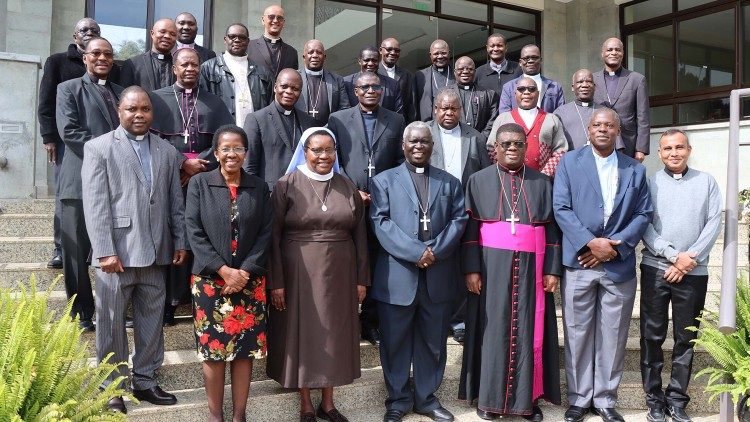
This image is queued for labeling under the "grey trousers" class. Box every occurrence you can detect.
[96,265,166,390]
[562,267,636,408]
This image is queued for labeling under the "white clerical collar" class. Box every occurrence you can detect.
[459,84,472,90]
[298,163,333,181]
[264,35,280,43]
[435,66,446,72]
[578,100,590,107]
[518,107,538,118]
[124,128,147,141]
[275,101,293,115]
[305,68,323,76]
[157,53,165,60]
[415,166,425,174]
[440,125,459,135]
[97,79,107,85]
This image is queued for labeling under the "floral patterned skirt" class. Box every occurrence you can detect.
[191,274,268,361]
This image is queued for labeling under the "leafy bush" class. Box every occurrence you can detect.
[0,275,131,421]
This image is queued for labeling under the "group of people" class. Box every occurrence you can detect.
[38,4,724,422]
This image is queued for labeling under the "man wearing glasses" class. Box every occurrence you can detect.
[488,77,568,178]
[344,46,404,117]
[451,56,499,137]
[328,71,406,347]
[247,4,298,79]
[379,37,417,123]
[499,44,565,114]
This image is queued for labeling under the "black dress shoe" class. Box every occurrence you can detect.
[666,405,692,422]
[47,254,63,269]
[299,412,316,422]
[383,409,405,422]
[646,405,666,422]
[79,319,95,332]
[362,327,381,346]
[452,328,465,343]
[132,385,177,405]
[417,406,455,421]
[564,405,587,422]
[316,405,350,422]
[163,306,176,327]
[476,408,500,420]
[107,396,127,413]
[522,405,543,421]
[592,407,624,422]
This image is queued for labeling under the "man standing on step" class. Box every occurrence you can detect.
[174,12,215,63]
[639,129,722,422]
[247,4,298,79]
[56,37,123,332]
[474,33,522,97]
[120,19,178,91]
[553,108,652,422]
[379,37,417,123]
[415,39,455,122]
[498,44,564,114]
[82,85,187,414]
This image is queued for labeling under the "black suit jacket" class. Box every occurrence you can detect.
[427,120,491,187]
[450,85,499,138]
[475,60,523,95]
[295,69,350,121]
[379,62,417,123]
[415,66,456,122]
[199,54,274,119]
[242,103,316,190]
[327,106,406,193]
[343,71,404,116]
[185,168,273,277]
[193,44,216,63]
[246,37,299,78]
[56,75,123,200]
[119,52,175,91]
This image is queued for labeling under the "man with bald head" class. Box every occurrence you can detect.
[415,39,456,121]
[175,12,216,63]
[200,23,273,127]
[499,44,565,114]
[244,68,316,190]
[120,18,178,91]
[475,33,522,95]
[344,45,403,116]
[380,37,417,123]
[554,108,652,422]
[488,77,567,178]
[593,37,650,161]
[247,4,298,78]
[451,56,499,137]
[554,69,604,150]
[295,39,350,125]
[39,17,107,270]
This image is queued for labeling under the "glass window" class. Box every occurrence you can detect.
[623,0,672,25]
[442,0,487,22]
[677,97,729,123]
[678,0,711,10]
[493,6,536,31]
[627,25,674,96]
[384,0,435,12]
[381,9,438,72]
[650,105,673,126]
[744,5,750,83]
[677,9,735,92]
[92,0,148,60]
[439,18,488,66]
[154,0,206,46]
[314,1,377,76]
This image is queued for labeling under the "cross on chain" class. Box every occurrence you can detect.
[366,158,376,177]
[420,211,431,232]
[309,108,319,118]
[506,212,520,235]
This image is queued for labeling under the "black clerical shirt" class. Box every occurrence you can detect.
[406,161,431,241]
[87,73,119,126]
[150,51,174,89]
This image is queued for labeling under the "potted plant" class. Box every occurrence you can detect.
[0,275,132,421]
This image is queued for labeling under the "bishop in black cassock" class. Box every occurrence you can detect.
[459,123,561,420]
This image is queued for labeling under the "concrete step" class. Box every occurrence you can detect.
[0,199,55,215]
[126,365,720,421]
[0,236,56,264]
[0,213,54,237]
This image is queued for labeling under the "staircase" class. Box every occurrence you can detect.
[1,199,747,422]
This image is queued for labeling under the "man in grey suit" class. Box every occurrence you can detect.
[56,37,123,331]
[295,39,350,125]
[593,38,650,161]
[82,86,188,414]
[370,121,468,422]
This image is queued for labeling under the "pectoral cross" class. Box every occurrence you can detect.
[238,93,251,107]
[420,211,431,232]
[183,129,189,145]
[366,158,375,178]
[506,212,520,235]
[309,108,319,118]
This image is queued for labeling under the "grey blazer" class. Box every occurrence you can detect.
[427,121,491,187]
[593,68,650,156]
[81,126,187,267]
[295,69,351,118]
[56,75,123,200]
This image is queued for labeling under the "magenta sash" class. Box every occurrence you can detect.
[183,152,199,160]
[478,220,546,400]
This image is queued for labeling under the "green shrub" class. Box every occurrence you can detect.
[0,275,131,421]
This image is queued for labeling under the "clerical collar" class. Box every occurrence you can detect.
[297,163,334,181]
[440,124,459,135]
[305,68,323,76]
[381,63,395,70]
[458,83,473,90]
[263,35,281,44]
[123,129,147,141]
[87,73,108,85]
[174,83,196,94]
[497,163,524,175]
[274,101,293,116]
[575,100,593,107]
[434,66,447,73]
[151,51,169,61]
[405,161,428,174]
[664,166,689,179]
[359,105,378,116]
[606,67,622,77]
[518,107,538,118]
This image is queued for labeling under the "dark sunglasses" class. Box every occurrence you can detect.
[77,27,100,35]
[266,14,285,22]
[497,141,527,150]
[356,84,383,92]
[516,86,538,93]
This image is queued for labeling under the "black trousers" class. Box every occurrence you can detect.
[639,263,708,409]
[377,271,452,413]
[52,141,65,254]
[60,198,95,321]
[360,219,381,331]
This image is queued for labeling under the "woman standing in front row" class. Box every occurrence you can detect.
[185,124,273,422]
[266,127,370,422]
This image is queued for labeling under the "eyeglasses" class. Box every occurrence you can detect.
[516,86,537,93]
[497,141,527,150]
[266,14,285,22]
[85,51,114,59]
[381,47,401,53]
[520,55,541,63]
[77,27,100,35]
[306,147,336,157]
[226,34,249,41]
[218,147,247,154]
[356,84,383,92]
